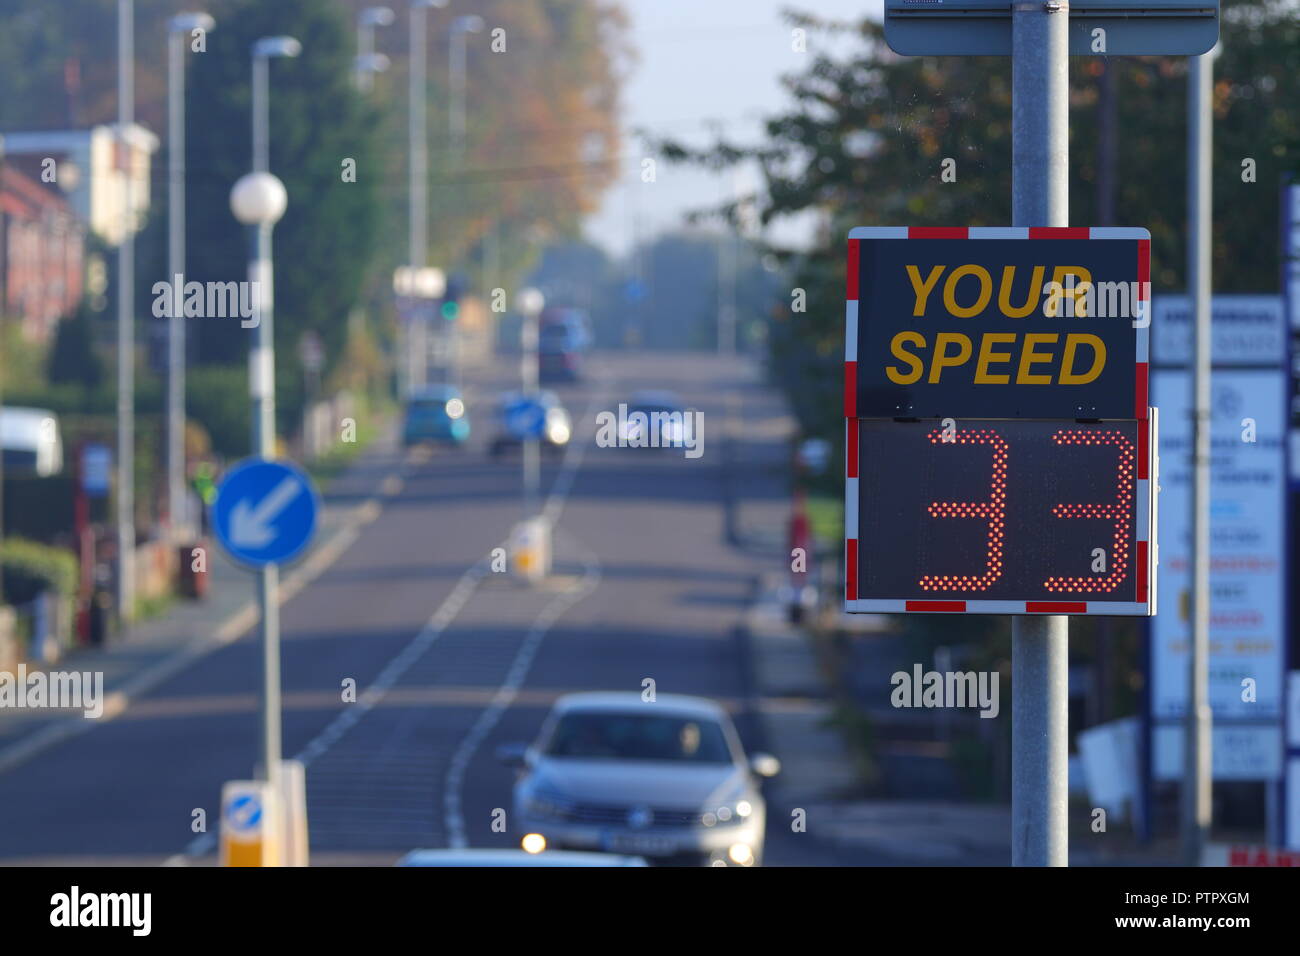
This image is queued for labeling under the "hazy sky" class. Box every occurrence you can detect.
[583,0,883,258]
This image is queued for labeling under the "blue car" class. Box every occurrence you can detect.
[402,385,470,447]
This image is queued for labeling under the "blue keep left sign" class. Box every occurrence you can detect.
[505,397,547,439]
[212,458,319,567]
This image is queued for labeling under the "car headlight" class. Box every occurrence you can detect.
[701,794,755,827]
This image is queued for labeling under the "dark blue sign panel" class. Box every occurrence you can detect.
[884,1,1219,57]
[81,443,111,498]
[846,227,1149,420]
[212,458,319,568]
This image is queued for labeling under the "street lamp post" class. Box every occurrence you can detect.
[116,0,135,630]
[231,170,289,792]
[448,15,484,161]
[408,1,448,396]
[252,36,301,176]
[166,12,215,543]
[240,33,296,797]
[355,6,394,93]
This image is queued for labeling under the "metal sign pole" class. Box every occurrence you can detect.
[250,221,282,789]
[1183,47,1215,865]
[1010,0,1070,867]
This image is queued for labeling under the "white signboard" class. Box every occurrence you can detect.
[1149,296,1287,782]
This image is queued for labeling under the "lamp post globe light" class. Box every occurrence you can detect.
[230,171,288,227]
[406,0,449,395]
[166,11,215,542]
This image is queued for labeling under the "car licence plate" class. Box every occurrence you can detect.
[603,832,676,856]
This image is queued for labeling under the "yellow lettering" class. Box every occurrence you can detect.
[997,265,1044,318]
[1049,266,1093,317]
[886,331,926,384]
[929,333,972,383]
[974,333,1017,384]
[1060,333,1106,384]
[905,265,945,317]
[941,264,992,318]
[1016,333,1059,384]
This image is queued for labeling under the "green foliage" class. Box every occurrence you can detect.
[186,364,250,459]
[178,0,383,403]
[0,538,78,605]
[46,302,105,389]
[0,319,50,394]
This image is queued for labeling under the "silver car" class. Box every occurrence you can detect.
[500,692,780,867]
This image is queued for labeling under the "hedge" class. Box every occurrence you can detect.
[0,537,78,605]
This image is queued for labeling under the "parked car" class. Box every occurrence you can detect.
[489,390,572,457]
[501,692,780,867]
[402,385,469,447]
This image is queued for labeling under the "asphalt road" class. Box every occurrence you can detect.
[0,350,863,866]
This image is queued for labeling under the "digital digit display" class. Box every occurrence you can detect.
[849,418,1155,614]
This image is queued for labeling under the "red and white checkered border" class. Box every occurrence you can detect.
[843,227,1156,616]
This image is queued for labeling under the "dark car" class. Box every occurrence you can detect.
[538,309,591,383]
[489,390,572,457]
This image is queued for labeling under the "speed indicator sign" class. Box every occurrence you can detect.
[844,227,1157,615]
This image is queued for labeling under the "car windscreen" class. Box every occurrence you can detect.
[407,399,448,415]
[544,712,733,763]
[539,326,577,349]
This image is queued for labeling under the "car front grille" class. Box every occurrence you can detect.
[549,798,700,829]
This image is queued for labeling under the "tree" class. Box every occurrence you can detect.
[658,1,1300,451]
[46,302,105,390]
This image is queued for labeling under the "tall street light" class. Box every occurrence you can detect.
[167,12,215,543]
[116,0,135,629]
[446,13,482,390]
[230,170,289,792]
[355,6,394,92]
[448,14,483,161]
[408,0,448,395]
[252,36,301,175]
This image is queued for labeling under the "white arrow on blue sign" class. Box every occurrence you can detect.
[505,398,547,439]
[212,458,319,567]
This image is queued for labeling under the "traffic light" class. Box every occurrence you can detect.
[440,275,466,322]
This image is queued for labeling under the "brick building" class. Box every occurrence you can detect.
[0,163,84,342]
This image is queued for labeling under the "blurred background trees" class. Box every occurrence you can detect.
[0,0,628,456]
